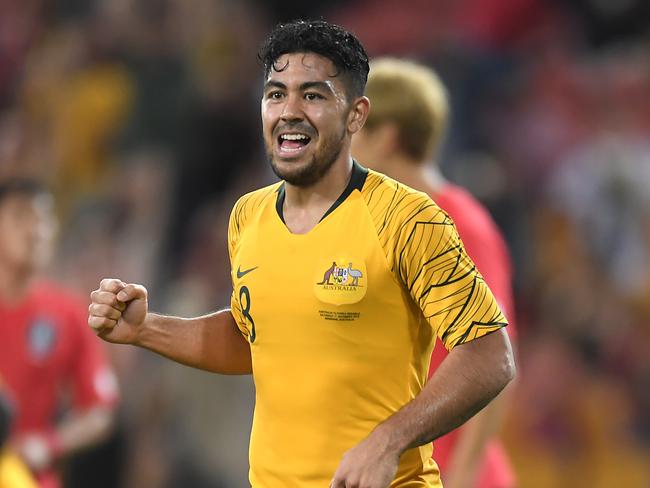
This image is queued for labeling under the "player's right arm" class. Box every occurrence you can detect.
[88,279,252,375]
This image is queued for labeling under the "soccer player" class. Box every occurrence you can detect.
[352,58,517,488]
[88,20,515,488]
[0,179,119,488]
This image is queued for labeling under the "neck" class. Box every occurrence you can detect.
[284,156,354,208]
[282,153,354,234]
[376,154,446,197]
[0,263,34,304]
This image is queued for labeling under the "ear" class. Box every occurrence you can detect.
[347,96,371,134]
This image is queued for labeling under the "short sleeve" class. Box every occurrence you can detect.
[451,211,517,343]
[229,291,251,339]
[394,195,508,350]
[228,201,252,339]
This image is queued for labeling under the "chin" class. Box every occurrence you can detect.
[273,164,314,186]
[270,157,325,187]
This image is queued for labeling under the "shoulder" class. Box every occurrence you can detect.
[436,183,509,253]
[360,170,449,233]
[229,182,282,235]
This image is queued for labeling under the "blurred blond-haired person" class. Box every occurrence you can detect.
[353,58,518,488]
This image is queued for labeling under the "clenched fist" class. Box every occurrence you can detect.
[330,427,400,488]
[88,278,148,345]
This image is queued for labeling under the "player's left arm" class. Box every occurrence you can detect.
[331,330,514,488]
[331,194,515,488]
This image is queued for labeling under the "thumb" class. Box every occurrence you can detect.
[116,284,147,302]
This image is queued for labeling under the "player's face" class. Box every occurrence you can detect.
[0,193,56,274]
[262,52,352,187]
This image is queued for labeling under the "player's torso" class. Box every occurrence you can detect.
[231,187,439,487]
[0,285,73,433]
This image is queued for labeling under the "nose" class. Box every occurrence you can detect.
[280,93,304,122]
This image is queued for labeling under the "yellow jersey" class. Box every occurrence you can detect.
[0,451,36,488]
[228,162,507,487]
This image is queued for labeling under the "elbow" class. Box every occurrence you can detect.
[504,350,516,385]
[500,344,516,391]
[488,329,516,393]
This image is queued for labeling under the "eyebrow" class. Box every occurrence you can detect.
[264,80,335,94]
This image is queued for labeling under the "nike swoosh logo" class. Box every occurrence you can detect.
[236,266,258,279]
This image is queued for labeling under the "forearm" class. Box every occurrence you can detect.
[378,329,515,455]
[135,309,252,374]
[14,407,113,472]
[54,406,114,457]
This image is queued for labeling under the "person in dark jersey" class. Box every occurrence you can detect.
[0,179,119,488]
[352,57,518,488]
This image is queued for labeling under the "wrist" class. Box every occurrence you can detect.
[16,430,62,471]
[133,312,154,347]
[373,421,408,457]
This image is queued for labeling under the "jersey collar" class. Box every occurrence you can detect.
[275,160,369,224]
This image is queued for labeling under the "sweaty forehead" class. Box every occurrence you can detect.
[269,52,340,82]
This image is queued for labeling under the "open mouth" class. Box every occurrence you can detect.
[277,132,312,156]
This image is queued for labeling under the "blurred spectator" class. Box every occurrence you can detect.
[0,179,119,488]
[18,19,133,218]
[353,57,518,488]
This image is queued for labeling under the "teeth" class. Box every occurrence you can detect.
[281,134,309,141]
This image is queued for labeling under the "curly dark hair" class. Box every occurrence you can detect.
[258,20,369,100]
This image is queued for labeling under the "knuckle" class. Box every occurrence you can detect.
[102,304,118,317]
[101,317,116,328]
[88,317,102,331]
[101,278,124,292]
[96,291,115,306]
